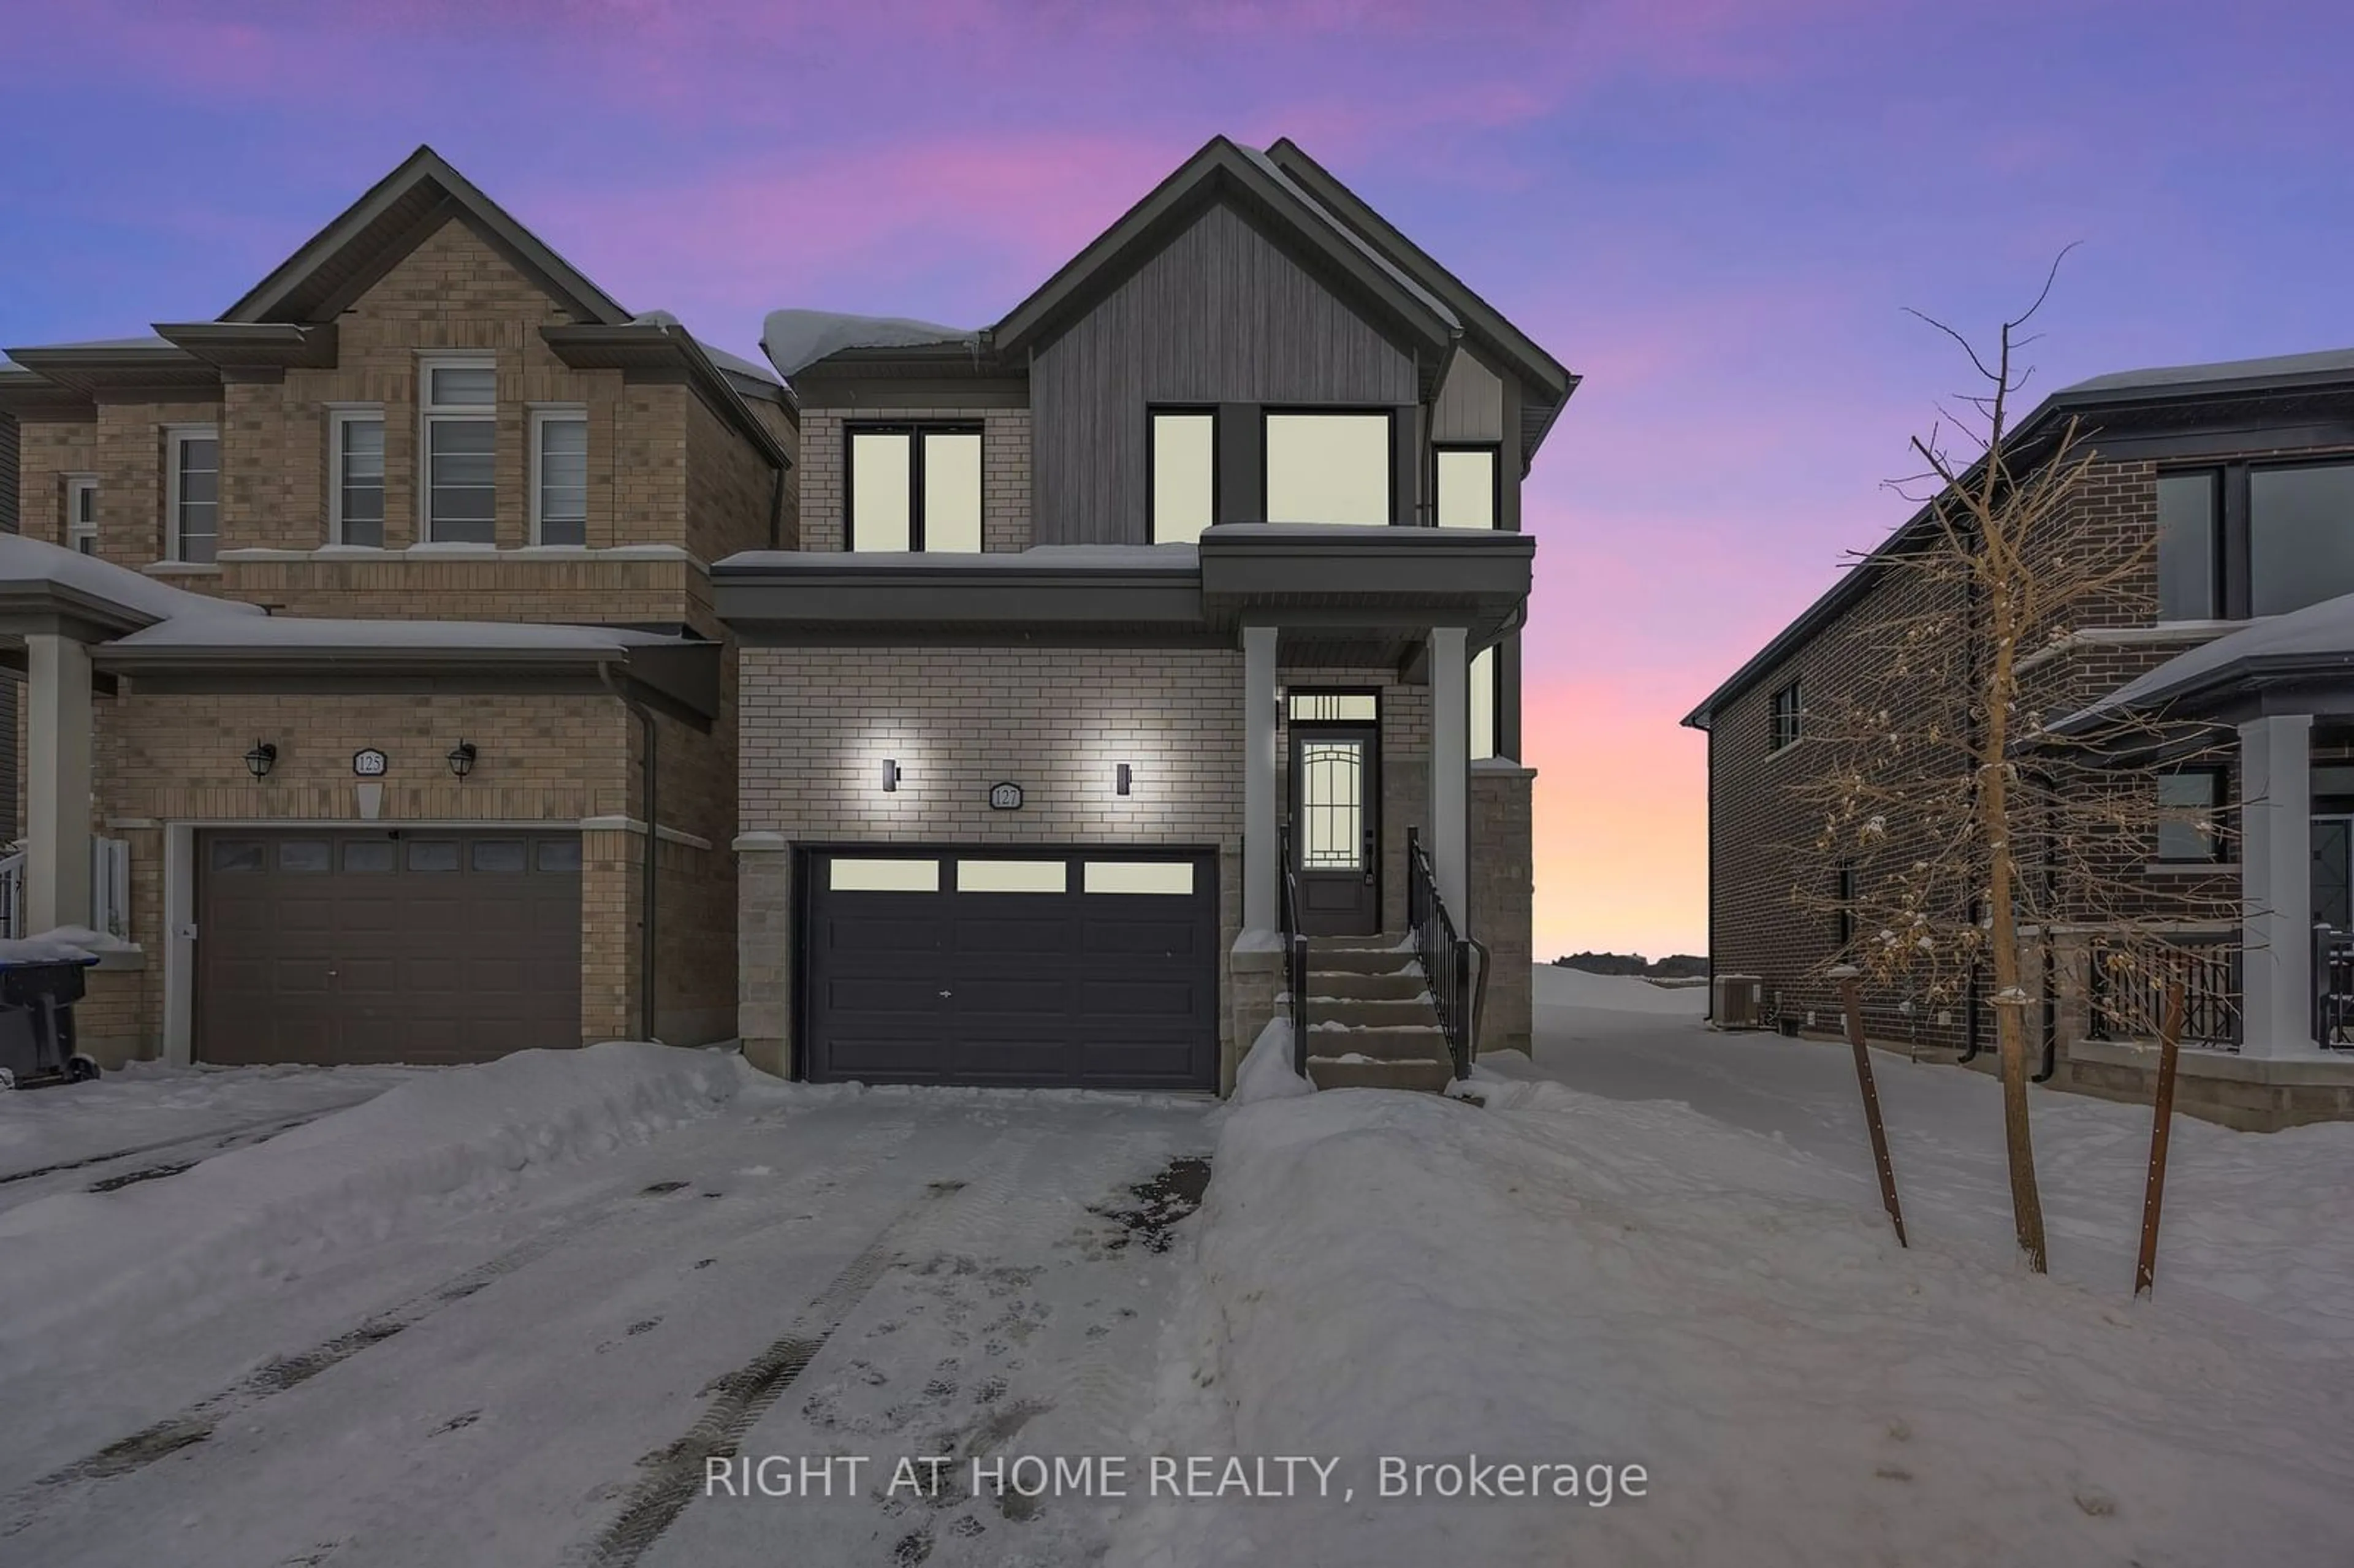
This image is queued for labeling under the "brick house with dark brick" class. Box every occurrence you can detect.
[1686,349,2354,1130]
[0,147,794,1068]
[718,136,1574,1095]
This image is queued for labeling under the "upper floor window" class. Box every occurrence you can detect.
[2155,470,2221,621]
[421,356,496,544]
[1435,445,1499,530]
[165,427,218,563]
[66,475,97,555]
[848,425,981,552]
[1769,679,1802,753]
[1150,409,1216,544]
[1263,410,1391,525]
[531,407,588,547]
[2250,461,2354,617]
[329,408,385,548]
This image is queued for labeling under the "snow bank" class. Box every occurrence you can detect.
[0,1043,750,1379]
[1534,964,1710,1016]
[1113,1079,2353,1566]
[1232,1018,1312,1104]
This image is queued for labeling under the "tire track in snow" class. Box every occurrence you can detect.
[565,1132,1044,1568]
[0,1098,384,1207]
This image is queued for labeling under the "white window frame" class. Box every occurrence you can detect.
[162,425,220,564]
[528,404,590,547]
[417,353,498,545]
[326,405,387,547]
[64,473,98,555]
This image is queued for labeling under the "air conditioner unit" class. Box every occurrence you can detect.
[1713,973,1764,1030]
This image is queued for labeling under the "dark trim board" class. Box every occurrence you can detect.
[793,842,1221,1090]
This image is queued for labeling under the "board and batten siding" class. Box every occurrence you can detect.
[1,412,17,840]
[1030,199,1419,545]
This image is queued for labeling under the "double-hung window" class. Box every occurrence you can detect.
[531,406,589,546]
[1150,408,1216,543]
[1769,680,1802,753]
[847,425,981,552]
[421,357,497,544]
[66,475,98,555]
[1263,410,1393,525]
[165,427,219,563]
[329,408,386,547]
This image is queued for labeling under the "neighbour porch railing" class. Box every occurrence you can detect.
[1406,826,1472,1081]
[2089,933,2242,1052]
[0,850,21,942]
[0,839,129,944]
[2310,925,2354,1050]
[1279,820,1309,1074]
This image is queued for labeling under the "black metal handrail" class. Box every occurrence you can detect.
[2312,924,2354,1050]
[1279,820,1309,1074]
[2089,934,2242,1052]
[1406,826,1472,1079]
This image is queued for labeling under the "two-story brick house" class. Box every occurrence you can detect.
[1688,350,2354,1130]
[718,137,1577,1094]
[0,148,794,1067]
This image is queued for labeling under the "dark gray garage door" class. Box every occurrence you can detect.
[804,847,1217,1090]
[197,829,582,1067]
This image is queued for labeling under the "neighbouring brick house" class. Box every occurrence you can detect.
[0,147,795,1067]
[718,136,1573,1094]
[1687,350,2354,1130]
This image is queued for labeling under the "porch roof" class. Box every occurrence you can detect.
[2051,590,2354,734]
[0,535,264,641]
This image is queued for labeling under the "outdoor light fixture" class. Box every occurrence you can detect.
[1116,763,1133,796]
[243,740,278,780]
[446,740,478,779]
[882,758,902,793]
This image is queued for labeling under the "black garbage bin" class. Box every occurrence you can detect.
[0,953,102,1090]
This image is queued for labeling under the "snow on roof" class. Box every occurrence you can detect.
[717,544,1199,573]
[108,616,672,653]
[0,533,264,623]
[8,334,178,354]
[2055,592,2354,730]
[760,308,980,380]
[2059,347,2354,398]
[627,311,781,386]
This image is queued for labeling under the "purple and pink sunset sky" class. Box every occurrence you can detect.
[7,1,2349,960]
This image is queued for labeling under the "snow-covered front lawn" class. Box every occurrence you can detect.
[1111,969,2354,1567]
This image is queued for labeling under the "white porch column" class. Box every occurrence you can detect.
[2239,712,2314,1058]
[25,631,95,932]
[1427,625,1469,923]
[1242,623,1279,934]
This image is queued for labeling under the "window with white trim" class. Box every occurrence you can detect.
[165,427,219,563]
[531,406,588,546]
[1263,411,1392,525]
[848,425,981,552]
[328,408,385,547]
[420,357,497,543]
[66,475,98,555]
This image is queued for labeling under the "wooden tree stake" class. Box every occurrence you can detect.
[1835,970,1908,1247]
[2135,977,2185,1298]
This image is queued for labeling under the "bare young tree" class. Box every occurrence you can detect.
[1786,256,2238,1273]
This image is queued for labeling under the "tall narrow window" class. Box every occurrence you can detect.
[2155,470,2220,622]
[166,427,219,563]
[1769,679,1802,753]
[532,408,588,546]
[1263,411,1392,525]
[847,425,981,552]
[2155,770,2225,862]
[66,475,97,555]
[421,357,497,544]
[1835,863,1857,952]
[1151,409,1216,543]
[1435,446,1499,529]
[330,409,385,547]
[1469,647,1497,760]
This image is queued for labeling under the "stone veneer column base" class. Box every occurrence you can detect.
[1228,939,1282,1095]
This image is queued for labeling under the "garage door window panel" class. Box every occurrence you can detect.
[407,840,460,872]
[537,839,582,872]
[471,840,528,873]
[830,858,941,892]
[956,859,1067,893]
[212,840,265,873]
[1082,861,1194,895]
[343,840,396,873]
[278,840,332,873]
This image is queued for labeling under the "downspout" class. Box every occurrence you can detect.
[768,459,786,550]
[601,664,660,1043]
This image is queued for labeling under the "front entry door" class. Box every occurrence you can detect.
[1291,721,1380,935]
[2314,816,2352,932]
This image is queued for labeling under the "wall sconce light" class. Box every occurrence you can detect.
[1116,763,1133,796]
[882,758,902,793]
[243,740,278,780]
[446,740,478,779]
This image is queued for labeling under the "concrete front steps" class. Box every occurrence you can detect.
[1298,933,1459,1093]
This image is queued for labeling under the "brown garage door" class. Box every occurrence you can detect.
[197,829,582,1067]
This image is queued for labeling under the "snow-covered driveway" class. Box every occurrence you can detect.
[0,1052,1212,1568]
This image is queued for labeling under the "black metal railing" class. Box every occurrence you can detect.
[1406,826,1472,1080]
[2089,934,2242,1052]
[1279,820,1310,1074]
[2312,924,2354,1050]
